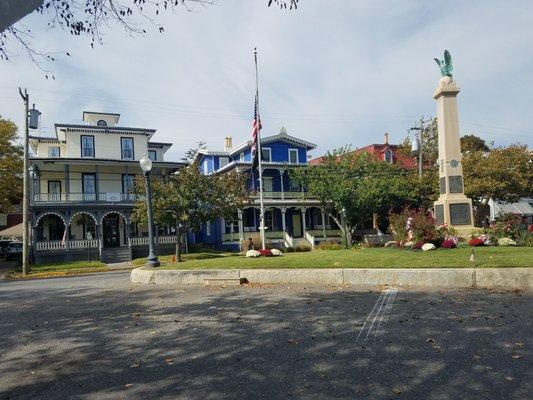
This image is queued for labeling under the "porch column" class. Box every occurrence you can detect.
[301,207,307,234]
[221,217,225,241]
[96,223,102,259]
[64,164,70,201]
[321,208,327,238]
[278,169,285,199]
[281,207,287,232]
[372,213,379,230]
[237,209,244,241]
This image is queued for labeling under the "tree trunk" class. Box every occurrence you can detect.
[175,228,183,262]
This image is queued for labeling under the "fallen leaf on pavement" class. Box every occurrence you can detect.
[392,388,402,394]
[512,354,521,359]
[130,363,140,368]
[505,376,514,381]
[124,384,133,389]
[287,339,299,345]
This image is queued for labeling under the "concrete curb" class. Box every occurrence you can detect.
[130,267,533,290]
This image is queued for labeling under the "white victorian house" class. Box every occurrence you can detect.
[29,111,185,264]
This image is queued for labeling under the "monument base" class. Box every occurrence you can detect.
[434,196,474,235]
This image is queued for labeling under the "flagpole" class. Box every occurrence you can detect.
[254,48,266,250]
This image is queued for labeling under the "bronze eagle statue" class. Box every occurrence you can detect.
[434,50,453,77]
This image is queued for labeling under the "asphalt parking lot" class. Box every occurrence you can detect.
[0,273,531,399]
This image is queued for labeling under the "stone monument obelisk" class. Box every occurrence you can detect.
[432,50,474,233]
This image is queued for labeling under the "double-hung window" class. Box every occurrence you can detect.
[289,148,298,164]
[48,146,60,157]
[81,135,95,158]
[261,147,272,162]
[82,173,96,201]
[219,156,229,169]
[148,150,157,161]
[121,137,134,160]
[48,181,61,202]
[122,174,135,201]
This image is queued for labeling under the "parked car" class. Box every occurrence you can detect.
[0,240,12,260]
[4,242,22,261]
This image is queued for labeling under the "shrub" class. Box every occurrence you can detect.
[258,249,274,257]
[498,237,517,246]
[295,245,311,252]
[421,243,436,251]
[284,246,295,253]
[389,208,437,243]
[316,242,343,251]
[516,230,533,247]
[468,238,485,247]
[441,239,456,249]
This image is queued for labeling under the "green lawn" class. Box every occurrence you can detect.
[6,261,109,279]
[133,247,533,270]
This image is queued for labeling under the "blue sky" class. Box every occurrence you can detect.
[0,0,532,161]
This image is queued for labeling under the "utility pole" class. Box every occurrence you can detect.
[18,88,30,275]
[410,117,428,180]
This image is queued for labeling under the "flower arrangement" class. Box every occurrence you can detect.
[422,243,436,251]
[403,241,414,249]
[245,250,261,258]
[498,237,517,246]
[258,249,274,257]
[441,239,456,249]
[384,241,397,248]
[444,235,459,246]
[468,238,485,247]
[270,249,283,256]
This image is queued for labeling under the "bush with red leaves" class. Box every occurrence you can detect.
[441,239,456,249]
[258,249,274,257]
[468,238,485,247]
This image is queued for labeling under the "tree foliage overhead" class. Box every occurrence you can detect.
[291,147,414,245]
[1,0,299,74]
[132,165,249,261]
[462,145,532,203]
[181,140,207,163]
[460,134,490,153]
[0,116,23,212]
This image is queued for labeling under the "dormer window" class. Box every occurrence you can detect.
[48,146,60,157]
[97,120,107,127]
[261,147,272,162]
[289,148,298,164]
[219,156,229,169]
[148,150,157,161]
[121,137,134,160]
[384,149,393,164]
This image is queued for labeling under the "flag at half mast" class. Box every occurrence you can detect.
[251,93,262,170]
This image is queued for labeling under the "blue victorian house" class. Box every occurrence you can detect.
[193,129,342,250]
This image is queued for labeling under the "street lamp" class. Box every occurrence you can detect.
[139,154,160,268]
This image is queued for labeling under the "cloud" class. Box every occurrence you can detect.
[0,0,531,160]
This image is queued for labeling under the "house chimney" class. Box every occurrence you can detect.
[224,136,233,151]
[384,132,389,145]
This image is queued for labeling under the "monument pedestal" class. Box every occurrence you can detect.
[432,75,474,234]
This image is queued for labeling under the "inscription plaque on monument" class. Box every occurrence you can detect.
[449,175,463,194]
[434,204,444,226]
[439,177,446,194]
[449,203,471,225]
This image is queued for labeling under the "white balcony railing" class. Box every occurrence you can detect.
[35,241,64,251]
[32,192,142,203]
[129,236,178,246]
[69,239,99,249]
[35,239,99,251]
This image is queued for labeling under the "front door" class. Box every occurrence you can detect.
[292,213,302,238]
[103,215,120,247]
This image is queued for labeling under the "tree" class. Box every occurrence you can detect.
[181,140,206,163]
[460,134,489,153]
[0,116,23,212]
[291,148,413,245]
[462,145,532,204]
[1,0,299,73]
[132,166,249,261]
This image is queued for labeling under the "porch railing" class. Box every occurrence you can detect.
[306,229,342,238]
[283,231,293,248]
[32,192,142,204]
[250,191,305,200]
[129,236,178,246]
[35,239,98,251]
[304,231,315,250]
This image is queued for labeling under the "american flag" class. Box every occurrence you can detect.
[251,93,262,170]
